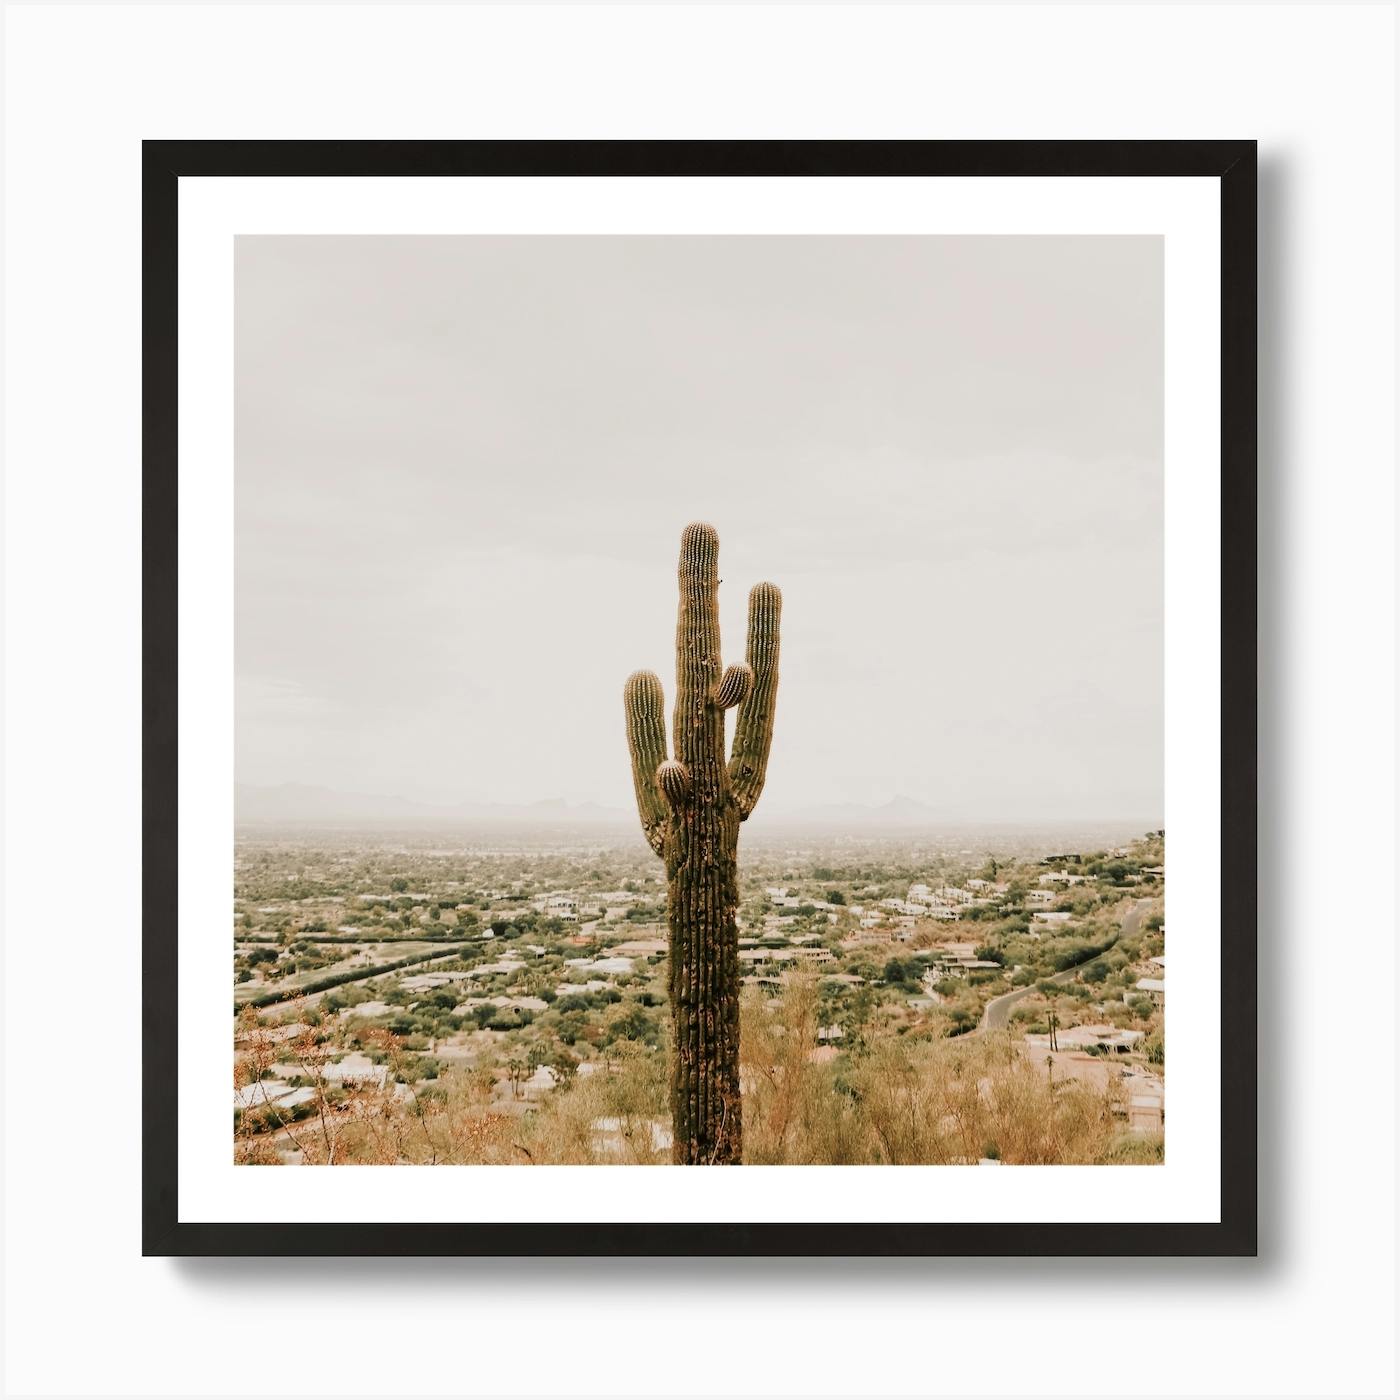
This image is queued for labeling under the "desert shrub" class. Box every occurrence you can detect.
[1096,1131,1165,1164]
[602,1004,659,1048]
[740,977,865,1165]
[832,1032,1123,1165]
[1128,995,1156,1019]
[945,1006,979,1036]
[515,1041,669,1165]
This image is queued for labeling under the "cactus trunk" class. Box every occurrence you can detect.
[624,523,781,1165]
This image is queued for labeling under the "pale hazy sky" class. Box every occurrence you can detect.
[236,235,1163,822]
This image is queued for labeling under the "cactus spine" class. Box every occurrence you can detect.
[624,523,782,1164]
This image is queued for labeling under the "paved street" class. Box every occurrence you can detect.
[978,897,1151,1032]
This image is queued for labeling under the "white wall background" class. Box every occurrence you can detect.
[3,4,1394,1398]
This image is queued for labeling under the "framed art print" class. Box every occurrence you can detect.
[143,140,1256,1255]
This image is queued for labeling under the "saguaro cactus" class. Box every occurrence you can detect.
[624,523,781,1165]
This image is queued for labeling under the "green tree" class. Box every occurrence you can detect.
[604,1003,660,1048]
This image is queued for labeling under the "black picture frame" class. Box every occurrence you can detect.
[143,139,1256,1258]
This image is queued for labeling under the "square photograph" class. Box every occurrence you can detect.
[232,232,1166,1168]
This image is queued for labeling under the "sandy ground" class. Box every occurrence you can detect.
[1020,1038,1154,1091]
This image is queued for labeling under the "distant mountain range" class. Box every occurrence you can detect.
[235,783,1148,833]
[235,784,629,826]
[778,795,962,827]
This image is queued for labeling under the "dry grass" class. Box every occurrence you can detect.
[739,978,1150,1165]
[235,980,1160,1166]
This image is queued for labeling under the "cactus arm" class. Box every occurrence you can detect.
[673,522,723,775]
[712,663,753,710]
[624,669,669,855]
[656,759,692,806]
[727,581,782,818]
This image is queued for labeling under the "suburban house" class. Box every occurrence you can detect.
[606,937,667,957]
[1025,1024,1145,1054]
[1128,1089,1164,1133]
[926,943,1003,980]
[882,898,925,917]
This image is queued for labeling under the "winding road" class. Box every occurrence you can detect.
[977,897,1152,1033]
